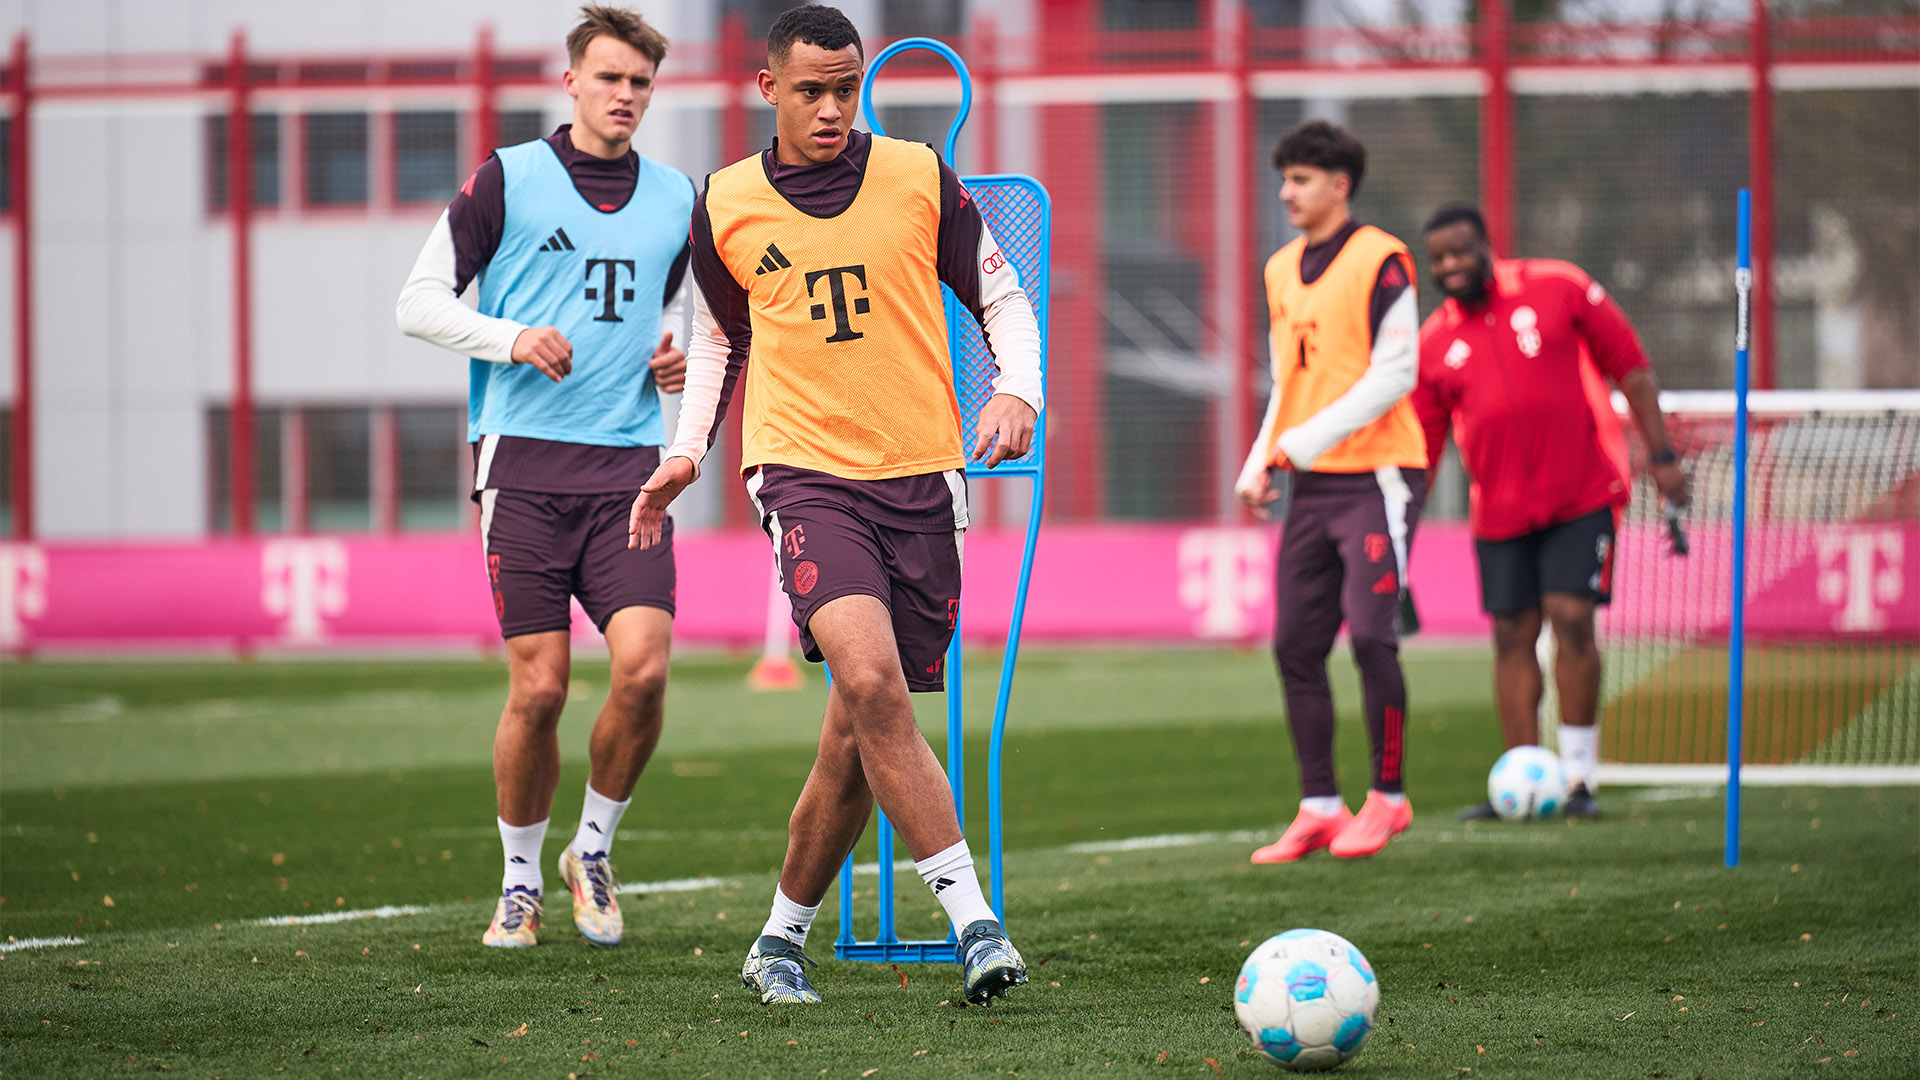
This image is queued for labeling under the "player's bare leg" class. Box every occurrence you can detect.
[1491,609,1546,749]
[778,687,874,906]
[1543,593,1602,818]
[496,630,571,826]
[805,596,961,859]
[1459,610,1548,822]
[738,703,868,1005]
[485,630,571,946]
[586,605,671,800]
[558,604,671,946]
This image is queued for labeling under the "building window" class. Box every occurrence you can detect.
[497,109,547,150]
[397,406,466,529]
[394,110,461,204]
[205,112,283,210]
[304,112,368,206]
[306,406,371,530]
[207,406,285,533]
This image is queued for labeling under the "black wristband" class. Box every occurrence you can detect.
[1649,448,1678,466]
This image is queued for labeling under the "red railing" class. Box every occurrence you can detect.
[3,6,1914,535]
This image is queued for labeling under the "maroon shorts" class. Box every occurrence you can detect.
[763,501,963,693]
[480,489,675,639]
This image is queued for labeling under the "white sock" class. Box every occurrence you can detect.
[1559,724,1599,788]
[571,784,630,859]
[1300,796,1345,816]
[915,840,996,930]
[498,817,547,894]
[1373,790,1407,806]
[759,885,821,948]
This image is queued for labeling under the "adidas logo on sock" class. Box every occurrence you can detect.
[786,924,807,937]
[509,856,529,864]
[539,227,575,252]
[754,242,792,276]
[587,822,603,834]
[931,876,955,893]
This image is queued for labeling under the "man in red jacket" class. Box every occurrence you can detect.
[1412,206,1689,820]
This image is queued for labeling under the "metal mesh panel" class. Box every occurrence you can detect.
[947,177,1048,476]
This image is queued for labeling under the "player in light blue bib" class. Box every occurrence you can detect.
[396,5,694,952]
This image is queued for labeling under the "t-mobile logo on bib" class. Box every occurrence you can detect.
[1816,529,1905,632]
[1176,528,1270,640]
[262,539,349,643]
[805,265,871,342]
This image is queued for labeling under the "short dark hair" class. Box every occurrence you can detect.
[768,5,863,69]
[1271,120,1366,198]
[1424,205,1488,239]
[566,4,668,69]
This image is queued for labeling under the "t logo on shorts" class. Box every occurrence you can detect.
[947,598,959,630]
[784,524,807,560]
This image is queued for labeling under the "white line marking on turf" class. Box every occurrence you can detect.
[251,905,431,927]
[1067,830,1268,853]
[1628,786,1720,803]
[0,936,87,952]
[612,875,728,896]
[1064,827,1563,853]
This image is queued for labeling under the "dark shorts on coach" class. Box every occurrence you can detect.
[1475,505,1617,615]
[480,489,675,638]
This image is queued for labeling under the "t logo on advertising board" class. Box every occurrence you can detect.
[0,543,47,649]
[1816,529,1905,632]
[261,539,349,644]
[1176,528,1270,640]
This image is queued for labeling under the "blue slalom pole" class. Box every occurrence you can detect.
[1727,189,1752,869]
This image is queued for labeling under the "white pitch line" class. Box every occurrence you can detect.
[251,904,431,927]
[612,875,729,896]
[0,935,87,952]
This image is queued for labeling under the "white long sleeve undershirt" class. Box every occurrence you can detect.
[393,208,526,362]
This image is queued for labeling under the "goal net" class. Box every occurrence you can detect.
[1593,389,1920,786]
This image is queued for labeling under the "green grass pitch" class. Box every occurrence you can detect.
[2,647,1914,1078]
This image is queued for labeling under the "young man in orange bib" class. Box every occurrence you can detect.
[626,6,1043,1007]
[1237,121,1428,863]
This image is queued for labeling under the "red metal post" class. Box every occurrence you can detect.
[718,13,752,529]
[1748,0,1775,389]
[1478,0,1513,256]
[9,35,31,538]
[1040,1,1106,521]
[227,31,255,535]
[1229,4,1255,522]
[474,25,498,164]
[372,404,398,533]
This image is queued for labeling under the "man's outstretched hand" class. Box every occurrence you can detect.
[970,394,1038,469]
[628,456,696,550]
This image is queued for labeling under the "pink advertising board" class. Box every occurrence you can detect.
[0,522,1912,652]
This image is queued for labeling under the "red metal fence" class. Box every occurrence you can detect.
[2,1,1915,537]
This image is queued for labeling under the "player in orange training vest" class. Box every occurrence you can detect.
[1413,205,1690,821]
[626,5,1040,1008]
[1238,121,1429,864]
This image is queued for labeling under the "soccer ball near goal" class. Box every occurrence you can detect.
[1233,929,1379,1071]
[1487,745,1567,820]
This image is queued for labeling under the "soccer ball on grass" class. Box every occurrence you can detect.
[1233,928,1378,1071]
[1487,744,1567,820]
